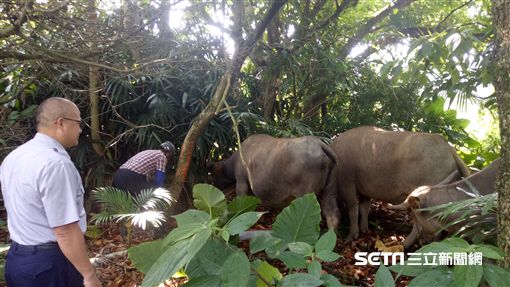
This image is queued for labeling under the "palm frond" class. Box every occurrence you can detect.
[90,210,126,225]
[92,186,173,230]
[131,210,167,230]
[423,193,497,242]
[92,186,134,213]
[132,187,175,210]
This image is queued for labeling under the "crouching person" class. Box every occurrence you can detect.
[112,141,175,195]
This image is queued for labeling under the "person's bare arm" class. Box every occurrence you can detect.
[54,222,100,287]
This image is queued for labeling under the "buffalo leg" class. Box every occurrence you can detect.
[403,222,421,249]
[319,194,340,231]
[236,179,250,196]
[319,166,340,231]
[342,182,359,240]
[359,194,370,233]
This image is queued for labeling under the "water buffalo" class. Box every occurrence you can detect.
[390,158,500,249]
[330,126,470,240]
[212,134,340,230]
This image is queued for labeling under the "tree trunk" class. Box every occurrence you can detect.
[262,13,282,120]
[170,73,231,212]
[169,0,288,214]
[491,0,510,268]
[262,70,281,120]
[122,0,141,62]
[88,0,103,157]
[158,0,173,41]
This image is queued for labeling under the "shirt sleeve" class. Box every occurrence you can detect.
[155,152,167,172]
[39,161,83,228]
[154,170,165,186]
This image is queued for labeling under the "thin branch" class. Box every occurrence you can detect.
[0,0,33,39]
[339,0,416,58]
[317,0,355,30]
[44,50,175,73]
[436,0,475,30]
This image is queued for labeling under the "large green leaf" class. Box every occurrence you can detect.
[453,265,483,287]
[193,184,227,219]
[186,239,236,277]
[315,230,337,253]
[389,263,436,277]
[227,195,261,215]
[183,276,221,287]
[174,209,212,226]
[483,264,510,287]
[374,265,395,287]
[163,223,208,246]
[288,242,314,257]
[408,268,454,287]
[220,251,250,287]
[249,232,280,254]
[315,250,341,262]
[142,229,211,287]
[414,238,468,254]
[272,194,321,245]
[276,251,308,269]
[128,239,164,274]
[226,212,266,235]
[252,260,282,287]
[320,274,342,287]
[141,240,189,287]
[307,260,321,278]
[184,229,213,265]
[473,244,505,260]
[278,273,323,287]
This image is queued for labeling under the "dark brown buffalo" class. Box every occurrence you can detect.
[213,134,340,230]
[330,126,470,240]
[390,158,500,248]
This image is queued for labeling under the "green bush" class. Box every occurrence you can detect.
[128,184,343,287]
[374,237,510,287]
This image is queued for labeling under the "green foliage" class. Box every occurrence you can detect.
[271,193,321,245]
[91,186,174,245]
[128,185,343,287]
[0,244,9,284]
[6,105,38,126]
[193,183,227,219]
[1,0,497,192]
[378,237,510,287]
[374,265,395,287]
[422,192,497,245]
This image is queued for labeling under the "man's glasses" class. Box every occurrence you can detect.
[62,117,84,128]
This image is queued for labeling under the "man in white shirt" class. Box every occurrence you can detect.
[0,97,100,287]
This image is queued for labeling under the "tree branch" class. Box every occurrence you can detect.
[0,0,33,39]
[317,0,356,30]
[339,0,416,58]
[436,0,475,30]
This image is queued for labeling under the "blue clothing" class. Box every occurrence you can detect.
[5,241,83,287]
[154,170,165,186]
[0,133,86,245]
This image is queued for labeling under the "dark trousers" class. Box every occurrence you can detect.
[112,168,153,196]
[5,242,83,287]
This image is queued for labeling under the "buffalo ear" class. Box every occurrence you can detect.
[408,196,421,209]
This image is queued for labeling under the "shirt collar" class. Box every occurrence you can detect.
[33,133,69,158]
